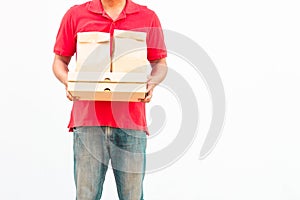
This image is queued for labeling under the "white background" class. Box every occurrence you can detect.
[0,0,300,199]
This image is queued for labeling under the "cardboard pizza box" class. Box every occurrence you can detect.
[68,71,147,101]
[68,72,147,83]
[68,82,146,102]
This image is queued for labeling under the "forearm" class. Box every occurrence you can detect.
[149,58,168,85]
[52,55,71,87]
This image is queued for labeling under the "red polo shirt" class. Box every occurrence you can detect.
[54,0,167,134]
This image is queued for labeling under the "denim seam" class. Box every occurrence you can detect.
[76,133,104,164]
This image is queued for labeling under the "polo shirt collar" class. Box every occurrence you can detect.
[88,0,140,14]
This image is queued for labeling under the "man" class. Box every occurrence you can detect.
[52,0,167,199]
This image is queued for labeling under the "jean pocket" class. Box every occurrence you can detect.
[112,129,147,152]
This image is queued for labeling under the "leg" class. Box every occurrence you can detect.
[73,126,110,200]
[109,128,147,200]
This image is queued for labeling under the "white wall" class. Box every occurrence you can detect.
[0,0,299,199]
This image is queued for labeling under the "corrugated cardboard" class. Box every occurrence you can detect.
[76,32,111,72]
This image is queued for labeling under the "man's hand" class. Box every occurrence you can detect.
[65,83,79,101]
[139,75,158,103]
[139,58,167,103]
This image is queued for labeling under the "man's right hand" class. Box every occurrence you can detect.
[65,83,79,101]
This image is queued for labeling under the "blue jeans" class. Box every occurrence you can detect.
[73,126,147,200]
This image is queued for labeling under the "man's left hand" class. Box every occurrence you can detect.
[139,76,157,103]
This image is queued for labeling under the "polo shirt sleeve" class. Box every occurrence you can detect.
[53,8,76,57]
[147,12,167,61]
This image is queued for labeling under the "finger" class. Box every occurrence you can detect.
[67,96,72,101]
[144,96,152,102]
[66,91,79,101]
[66,93,73,101]
[73,96,80,101]
[139,98,150,103]
[139,93,152,103]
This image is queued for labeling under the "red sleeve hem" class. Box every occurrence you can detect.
[54,48,75,57]
[147,52,167,61]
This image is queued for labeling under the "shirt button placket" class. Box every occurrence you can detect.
[109,22,115,72]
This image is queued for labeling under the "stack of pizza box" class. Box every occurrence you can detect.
[68,30,148,102]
